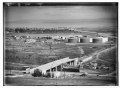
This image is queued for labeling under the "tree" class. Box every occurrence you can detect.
[31,69,42,77]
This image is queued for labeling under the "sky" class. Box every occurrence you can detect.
[5,5,117,28]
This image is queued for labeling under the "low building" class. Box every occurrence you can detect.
[25,39,36,43]
[89,38,93,43]
[102,37,108,43]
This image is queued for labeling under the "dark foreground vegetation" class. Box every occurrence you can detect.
[4,76,117,86]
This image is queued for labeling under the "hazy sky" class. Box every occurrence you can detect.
[5,6,117,28]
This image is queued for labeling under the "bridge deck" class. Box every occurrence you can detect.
[32,57,78,71]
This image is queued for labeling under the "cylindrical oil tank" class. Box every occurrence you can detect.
[93,38,102,43]
[80,37,90,43]
[68,38,78,43]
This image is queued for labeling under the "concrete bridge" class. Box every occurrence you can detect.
[29,57,79,74]
[28,56,93,75]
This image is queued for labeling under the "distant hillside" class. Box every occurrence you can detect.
[76,26,117,34]
[5,26,118,36]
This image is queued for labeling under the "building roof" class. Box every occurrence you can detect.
[31,57,77,71]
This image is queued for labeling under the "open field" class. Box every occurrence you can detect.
[4,76,116,86]
[5,43,113,66]
[5,32,114,65]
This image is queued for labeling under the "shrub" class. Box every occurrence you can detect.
[31,69,42,77]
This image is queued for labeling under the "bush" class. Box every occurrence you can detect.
[31,69,42,77]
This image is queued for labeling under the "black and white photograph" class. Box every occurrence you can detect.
[3,2,118,86]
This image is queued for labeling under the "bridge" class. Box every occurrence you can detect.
[29,57,79,74]
[28,56,93,75]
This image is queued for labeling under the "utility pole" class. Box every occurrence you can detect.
[50,63,53,78]
[79,60,83,73]
[45,41,55,57]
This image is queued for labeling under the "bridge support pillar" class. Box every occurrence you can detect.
[69,61,71,66]
[71,61,72,66]
[55,66,57,71]
[61,64,63,71]
[50,68,52,78]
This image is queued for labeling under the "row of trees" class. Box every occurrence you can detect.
[5,27,77,33]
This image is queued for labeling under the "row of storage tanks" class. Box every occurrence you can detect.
[66,37,108,43]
